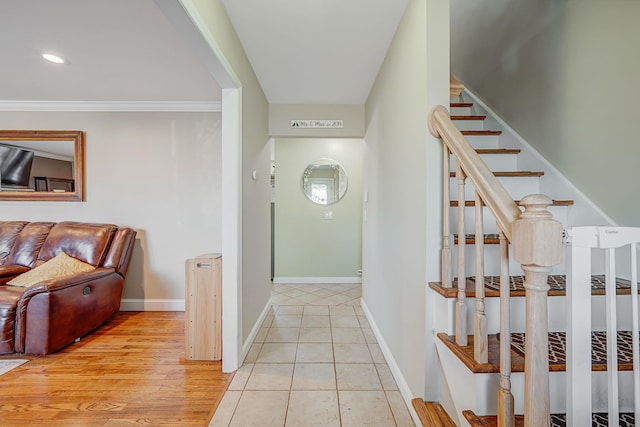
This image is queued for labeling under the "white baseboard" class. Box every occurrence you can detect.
[273,277,362,284]
[241,296,274,363]
[120,298,184,311]
[360,298,421,427]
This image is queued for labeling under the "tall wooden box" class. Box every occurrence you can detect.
[185,254,222,360]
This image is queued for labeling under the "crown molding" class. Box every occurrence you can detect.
[0,100,221,112]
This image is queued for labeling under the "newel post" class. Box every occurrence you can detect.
[513,195,563,427]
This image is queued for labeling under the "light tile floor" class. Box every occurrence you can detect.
[210,283,415,427]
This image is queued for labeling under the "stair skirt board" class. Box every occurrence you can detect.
[120,298,184,311]
[436,337,639,419]
[272,277,362,284]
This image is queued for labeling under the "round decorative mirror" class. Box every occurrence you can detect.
[301,158,348,205]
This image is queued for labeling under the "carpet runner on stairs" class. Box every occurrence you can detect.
[480,274,634,293]
[506,330,638,367]
[430,275,637,298]
[463,411,635,427]
[438,330,640,373]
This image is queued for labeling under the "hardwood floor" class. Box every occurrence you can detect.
[0,311,233,426]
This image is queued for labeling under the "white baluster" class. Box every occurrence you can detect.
[474,192,487,363]
[605,248,619,425]
[631,243,640,424]
[456,165,467,346]
[565,227,593,427]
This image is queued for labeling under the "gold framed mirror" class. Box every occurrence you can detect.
[301,158,348,205]
[0,130,84,201]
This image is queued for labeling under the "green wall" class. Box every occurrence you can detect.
[274,138,363,279]
[363,0,449,400]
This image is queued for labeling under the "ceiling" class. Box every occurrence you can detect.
[0,0,220,103]
[221,0,408,104]
[0,0,408,107]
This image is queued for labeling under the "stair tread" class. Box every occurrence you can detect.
[461,130,502,136]
[462,411,635,427]
[449,171,544,177]
[412,399,456,427]
[450,199,573,207]
[450,102,473,108]
[437,329,638,374]
[429,275,637,298]
[451,115,486,121]
[474,148,521,154]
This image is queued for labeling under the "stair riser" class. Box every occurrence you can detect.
[450,176,540,201]
[477,371,636,415]
[450,106,472,115]
[461,135,500,149]
[450,294,634,335]
[448,205,569,237]
[451,154,517,172]
[451,245,550,277]
[453,119,485,131]
[437,340,638,421]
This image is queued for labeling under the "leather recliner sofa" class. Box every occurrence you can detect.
[0,221,136,355]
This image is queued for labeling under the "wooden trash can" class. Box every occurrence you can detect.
[185,253,222,360]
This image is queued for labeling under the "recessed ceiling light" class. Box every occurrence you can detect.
[42,53,65,64]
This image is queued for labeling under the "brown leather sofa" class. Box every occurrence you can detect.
[0,221,136,355]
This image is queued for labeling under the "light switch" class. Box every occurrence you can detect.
[324,211,333,220]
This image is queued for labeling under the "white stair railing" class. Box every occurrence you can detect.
[565,226,640,426]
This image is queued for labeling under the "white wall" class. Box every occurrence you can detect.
[451,0,640,225]
[0,111,221,305]
[274,138,363,280]
[190,0,272,344]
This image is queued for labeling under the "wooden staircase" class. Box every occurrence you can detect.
[424,91,639,425]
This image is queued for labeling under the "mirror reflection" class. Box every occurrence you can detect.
[0,130,84,201]
[301,158,348,205]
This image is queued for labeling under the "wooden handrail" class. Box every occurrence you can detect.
[428,105,521,241]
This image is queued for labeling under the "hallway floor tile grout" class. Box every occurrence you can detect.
[209,283,414,427]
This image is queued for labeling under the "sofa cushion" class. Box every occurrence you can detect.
[0,222,28,266]
[37,222,117,266]
[8,252,95,287]
[5,222,55,268]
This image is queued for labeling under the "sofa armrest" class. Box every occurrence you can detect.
[19,267,116,296]
[14,267,123,354]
